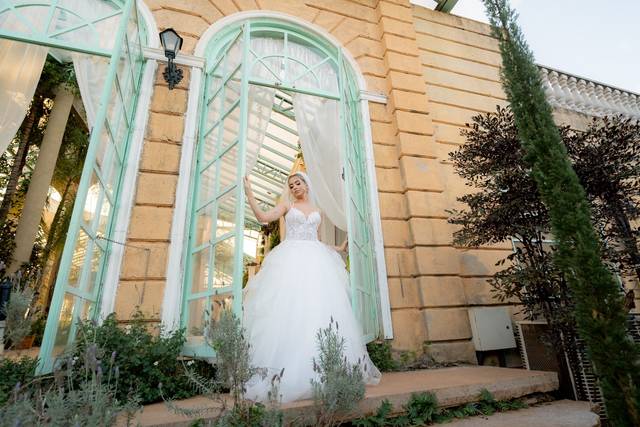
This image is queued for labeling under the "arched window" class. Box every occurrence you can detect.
[0,0,154,373]
[181,18,384,357]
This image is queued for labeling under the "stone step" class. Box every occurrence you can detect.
[131,366,559,426]
[442,400,600,427]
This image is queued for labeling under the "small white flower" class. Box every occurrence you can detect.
[153,361,159,366]
[187,360,194,366]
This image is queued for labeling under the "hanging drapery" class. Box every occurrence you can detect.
[292,94,346,230]
[287,38,346,231]
[0,40,48,154]
[244,35,346,230]
[0,0,120,150]
[244,36,279,172]
[54,0,119,130]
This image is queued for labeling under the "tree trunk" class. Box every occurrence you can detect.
[10,87,74,274]
[0,103,38,227]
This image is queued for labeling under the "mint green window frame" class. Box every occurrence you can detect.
[1,0,148,373]
[182,19,381,357]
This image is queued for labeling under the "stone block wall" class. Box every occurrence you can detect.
[116,0,537,364]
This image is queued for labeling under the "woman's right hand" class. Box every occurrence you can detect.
[243,175,252,192]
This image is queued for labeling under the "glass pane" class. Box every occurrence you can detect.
[211,293,233,322]
[194,202,215,247]
[83,173,102,225]
[213,237,235,288]
[215,190,237,238]
[95,126,114,173]
[198,163,217,207]
[68,229,89,287]
[217,144,239,192]
[219,103,241,156]
[187,297,209,338]
[250,33,284,82]
[201,123,220,167]
[85,243,103,294]
[52,293,75,357]
[207,74,223,104]
[221,36,243,77]
[117,63,135,120]
[191,247,211,294]
[89,189,112,237]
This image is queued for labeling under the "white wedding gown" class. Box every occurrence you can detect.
[243,205,381,403]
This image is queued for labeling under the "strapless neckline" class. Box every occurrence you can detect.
[288,206,320,221]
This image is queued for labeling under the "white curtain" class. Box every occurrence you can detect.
[244,37,280,172]
[292,94,346,230]
[54,0,119,130]
[0,0,120,150]
[0,41,48,154]
[287,39,346,230]
[244,36,346,230]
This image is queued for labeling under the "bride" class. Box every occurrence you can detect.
[242,171,381,403]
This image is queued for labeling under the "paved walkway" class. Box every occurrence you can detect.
[130,366,559,426]
[444,400,599,427]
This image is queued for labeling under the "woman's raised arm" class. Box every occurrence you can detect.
[244,176,288,224]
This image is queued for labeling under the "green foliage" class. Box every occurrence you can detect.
[0,287,36,349]
[351,389,526,426]
[448,105,576,361]
[481,1,640,424]
[565,116,640,282]
[366,341,398,372]
[0,357,38,406]
[71,312,214,405]
[166,309,283,427]
[0,343,139,426]
[311,318,366,426]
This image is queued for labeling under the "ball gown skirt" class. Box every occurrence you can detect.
[242,210,381,403]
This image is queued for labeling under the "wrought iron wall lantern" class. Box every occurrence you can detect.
[159,28,184,90]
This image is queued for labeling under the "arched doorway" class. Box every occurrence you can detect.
[0,0,156,373]
[175,16,391,357]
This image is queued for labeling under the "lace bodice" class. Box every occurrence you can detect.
[285,206,320,241]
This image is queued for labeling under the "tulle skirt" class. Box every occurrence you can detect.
[242,239,381,403]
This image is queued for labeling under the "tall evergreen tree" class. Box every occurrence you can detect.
[482,0,640,423]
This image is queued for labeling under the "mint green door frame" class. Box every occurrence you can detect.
[338,54,380,342]
[0,0,126,57]
[182,18,382,358]
[181,25,251,357]
[0,0,146,373]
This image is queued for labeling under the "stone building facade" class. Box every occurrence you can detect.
[35,0,640,366]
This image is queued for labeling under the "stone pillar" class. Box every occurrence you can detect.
[372,1,477,363]
[10,86,74,274]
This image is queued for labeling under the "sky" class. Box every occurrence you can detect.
[413,0,640,93]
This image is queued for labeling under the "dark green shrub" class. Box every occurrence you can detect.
[72,312,215,405]
[0,356,38,406]
[366,341,398,372]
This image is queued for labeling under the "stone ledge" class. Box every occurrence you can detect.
[131,367,559,427]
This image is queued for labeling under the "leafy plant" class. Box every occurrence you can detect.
[366,341,398,372]
[482,1,640,423]
[165,309,283,427]
[0,342,140,426]
[0,357,38,406]
[311,317,366,427]
[71,311,215,405]
[351,389,526,426]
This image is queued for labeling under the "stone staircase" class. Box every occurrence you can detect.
[131,366,575,426]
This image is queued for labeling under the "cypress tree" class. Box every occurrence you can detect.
[481,0,640,423]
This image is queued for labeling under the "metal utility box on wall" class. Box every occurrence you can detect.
[468,307,516,351]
